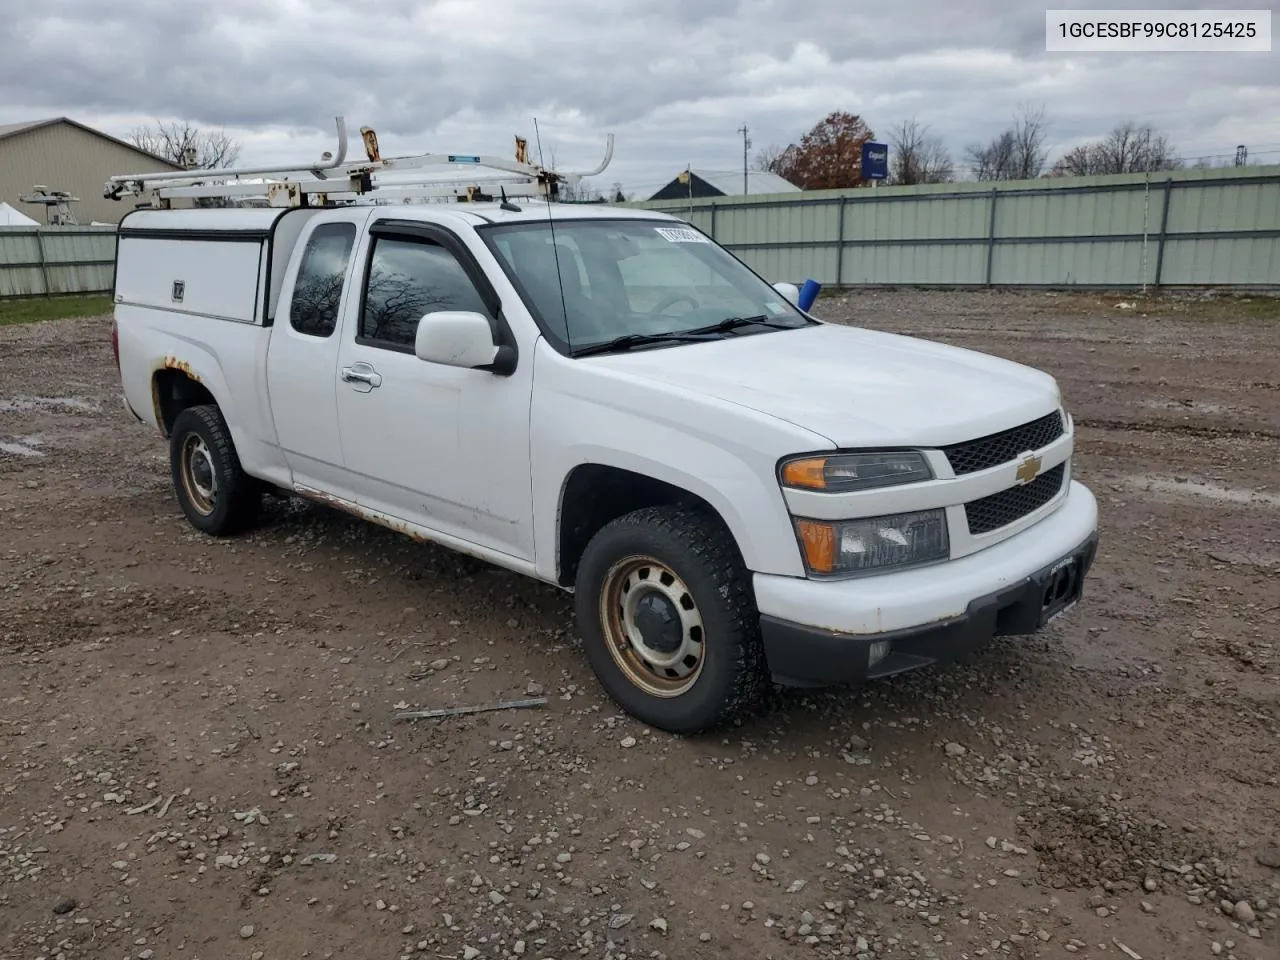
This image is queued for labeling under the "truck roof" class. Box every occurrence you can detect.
[118,202,682,236]
[114,201,691,328]
[450,202,681,227]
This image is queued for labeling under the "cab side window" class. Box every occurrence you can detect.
[359,236,491,349]
[289,222,357,337]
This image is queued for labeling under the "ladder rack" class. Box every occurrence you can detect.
[104,116,615,209]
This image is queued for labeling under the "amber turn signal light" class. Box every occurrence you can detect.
[781,458,828,490]
[794,519,836,573]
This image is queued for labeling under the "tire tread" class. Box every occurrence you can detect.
[170,404,259,536]
[575,503,767,732]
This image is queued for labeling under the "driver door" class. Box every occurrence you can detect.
[333,220,535,560]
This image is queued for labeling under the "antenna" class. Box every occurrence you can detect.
[532,117,572,351]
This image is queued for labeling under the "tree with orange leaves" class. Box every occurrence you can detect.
[770,111,876,190]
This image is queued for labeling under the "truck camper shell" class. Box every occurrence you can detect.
[114,207,321,327]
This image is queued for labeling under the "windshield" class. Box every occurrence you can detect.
[481,218,811,354]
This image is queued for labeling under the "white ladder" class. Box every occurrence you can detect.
[104,117,614,208]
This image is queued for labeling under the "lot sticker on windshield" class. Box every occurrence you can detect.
[654,226,711,243]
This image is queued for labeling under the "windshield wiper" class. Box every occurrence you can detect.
[573,331,722,357]
[682,314,803,336]
[572,315,802,358]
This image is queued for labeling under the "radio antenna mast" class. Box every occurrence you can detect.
[532,117,572,351]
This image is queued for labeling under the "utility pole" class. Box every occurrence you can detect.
[737,123,750,194]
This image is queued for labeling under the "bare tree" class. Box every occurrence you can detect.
[752,144,789,175]
[127,120,242,170]
[888,119,955,185]
[1188,155,1227,170]
[967,130,1013,181]
[558,179,603,202]
[966,104,1050,181]
[1052,121,1183,176]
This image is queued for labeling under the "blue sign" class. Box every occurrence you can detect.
[861,141,888,180]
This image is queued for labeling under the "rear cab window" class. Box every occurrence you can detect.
[289,222,357,337]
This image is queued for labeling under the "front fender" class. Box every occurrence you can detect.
[547,442,804,580]
[530,348,834,582]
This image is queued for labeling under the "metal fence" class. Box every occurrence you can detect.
[3,165,1278,298]
[635,164,1280,289]
[0,226,117,298]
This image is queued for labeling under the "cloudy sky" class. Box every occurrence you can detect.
[3,0,1277,196]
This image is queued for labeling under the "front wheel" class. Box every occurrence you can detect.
[574,505,767,733]
[169,404,260,536]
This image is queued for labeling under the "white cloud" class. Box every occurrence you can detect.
[2,0,1276,197]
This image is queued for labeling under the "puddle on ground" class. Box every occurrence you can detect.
[0,435,47,458]
[1124,474,1280,508]
[0,396,100,414]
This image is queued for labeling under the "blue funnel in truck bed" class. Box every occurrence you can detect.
[798,279,822,311]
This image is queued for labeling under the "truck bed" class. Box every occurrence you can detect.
[112,207,327,490]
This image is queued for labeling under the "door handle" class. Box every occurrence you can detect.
[340,364,382,388]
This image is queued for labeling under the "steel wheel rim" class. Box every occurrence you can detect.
[180,433,217,515]
[599,554,705,698]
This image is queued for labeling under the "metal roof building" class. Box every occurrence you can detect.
[0,117,183,224]
[648,168,800,201]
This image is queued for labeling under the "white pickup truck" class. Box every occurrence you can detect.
[110,199,1098,733]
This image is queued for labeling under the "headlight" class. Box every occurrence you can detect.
[793,509,949,577]
[780,451,932,492]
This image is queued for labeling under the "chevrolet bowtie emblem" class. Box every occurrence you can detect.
[1014,452,1042,484]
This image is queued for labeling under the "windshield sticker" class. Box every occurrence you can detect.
[654,226,711,244]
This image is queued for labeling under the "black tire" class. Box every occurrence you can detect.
[169,404,260,536]
[574,504,767,734]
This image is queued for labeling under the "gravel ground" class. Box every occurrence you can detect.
[1,288,1277,960]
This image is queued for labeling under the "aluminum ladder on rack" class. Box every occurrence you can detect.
[103,117,614,209]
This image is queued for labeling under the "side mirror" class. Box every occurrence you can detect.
[415,311,500,369]
[772,281,800,305]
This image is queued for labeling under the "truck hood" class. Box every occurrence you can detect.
[585,323,1061,448]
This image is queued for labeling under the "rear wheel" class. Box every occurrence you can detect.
[169,404,260,535]
[574,505,767,733]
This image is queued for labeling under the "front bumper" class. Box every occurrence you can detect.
[754,480,1099,687]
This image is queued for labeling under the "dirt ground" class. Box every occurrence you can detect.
[2,288,1277,960]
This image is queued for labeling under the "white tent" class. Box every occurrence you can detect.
[0,201,39,226]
